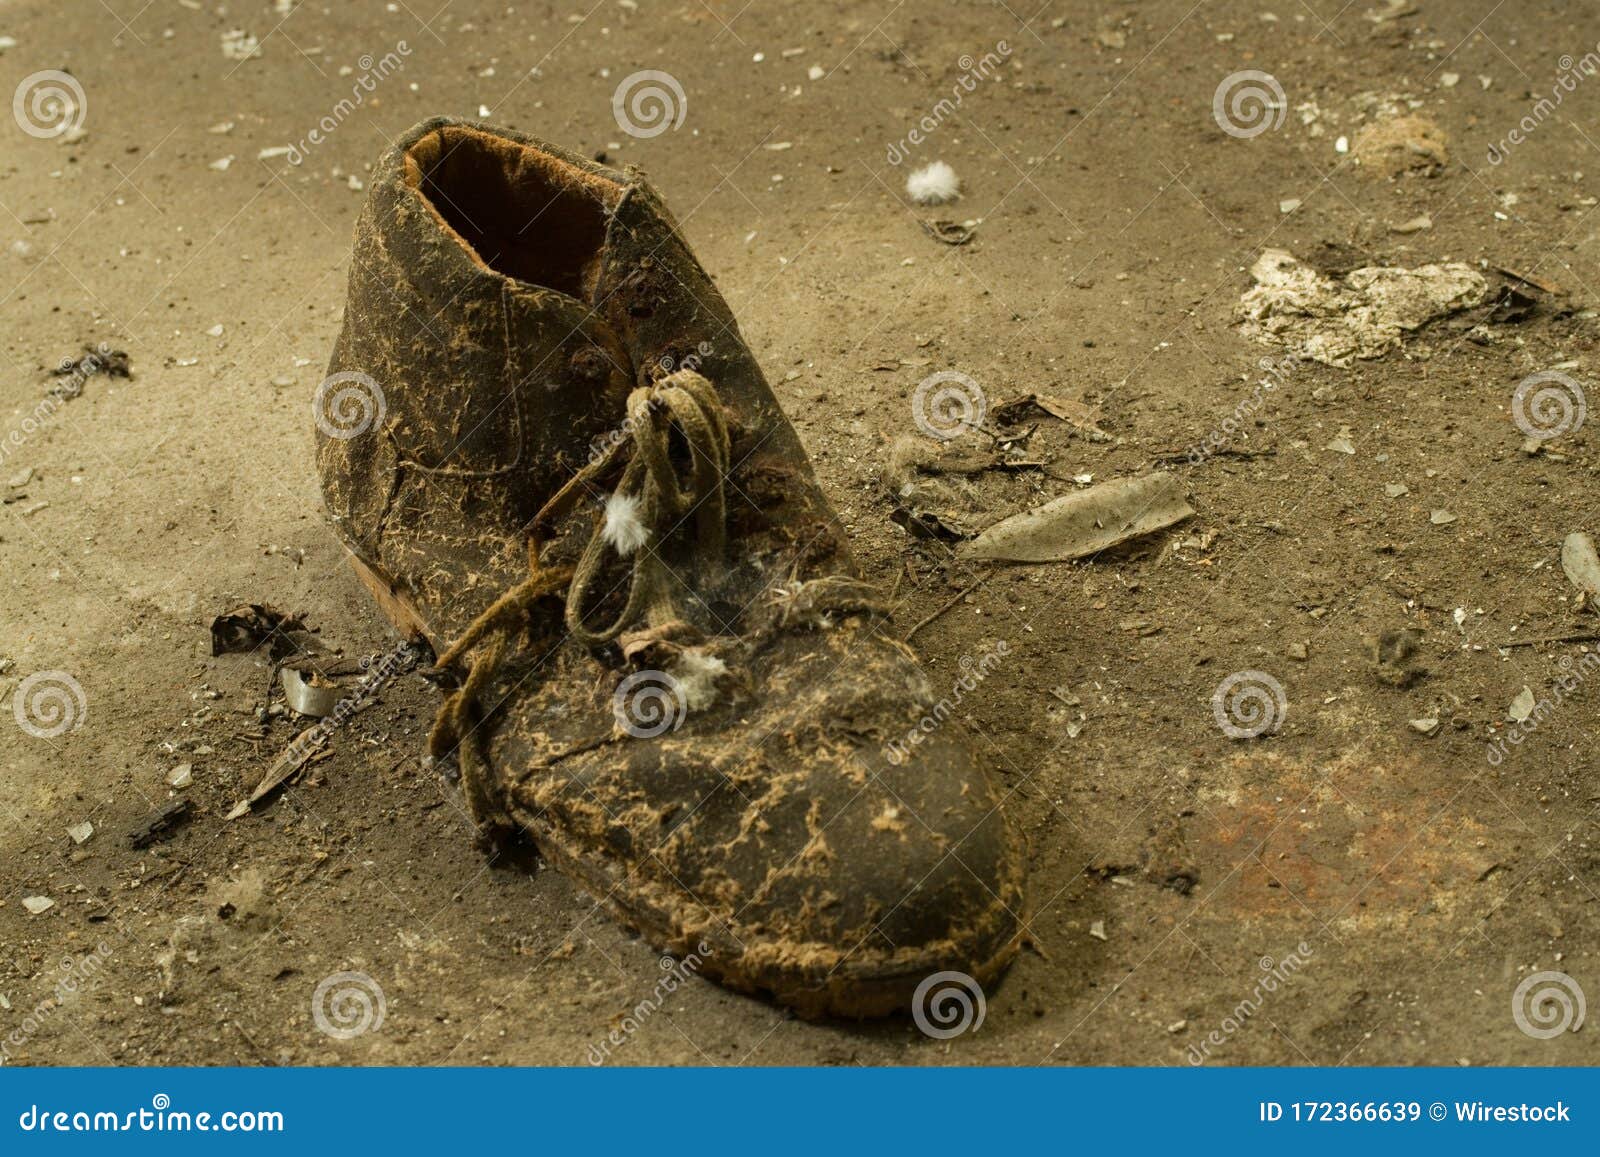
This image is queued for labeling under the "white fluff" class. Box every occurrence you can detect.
[671,648,729,710]
[602,492,650,556]
[906,161,960,205]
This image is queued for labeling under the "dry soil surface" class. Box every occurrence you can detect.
[2,0,1598,1066]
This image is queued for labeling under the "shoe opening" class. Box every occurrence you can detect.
[403,125,621,302]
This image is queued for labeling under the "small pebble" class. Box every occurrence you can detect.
[22,895,55,915]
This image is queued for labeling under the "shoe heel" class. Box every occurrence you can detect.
[349,554,435,648]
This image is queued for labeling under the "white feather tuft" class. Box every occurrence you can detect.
[671,648,729,710]
[906,161,960,205]
[602,492,650,556]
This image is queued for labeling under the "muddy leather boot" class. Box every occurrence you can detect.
[316,117,1024,1017]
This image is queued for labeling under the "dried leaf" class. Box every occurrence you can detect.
[961,473,1195,562]
[210,602,305,656]
[1561,532,1600,600]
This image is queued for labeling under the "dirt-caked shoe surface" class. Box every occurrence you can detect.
[317,116,1025,1017]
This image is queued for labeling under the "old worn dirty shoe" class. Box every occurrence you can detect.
[316,117,1025,1017]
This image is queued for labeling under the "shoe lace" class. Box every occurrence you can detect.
[426,369,731,800]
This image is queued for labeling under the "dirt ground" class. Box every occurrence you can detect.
[3,0,1598,1067]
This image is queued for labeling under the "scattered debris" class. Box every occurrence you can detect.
[1351,114,1448,176]
[921,218,975,245]
[229,727,331,820]
[220,29,261,61]
[993,392,1109,439]
[1561,532,1600,610]
[128,799,193,849]
[963,473,1194,563]
[904,569,996,643]
[22,895,55,916]
[231,643,422,818]
[1369,627,1425,687]
[66,820,93,844]
[1365,1,1418,24]
[209,602,307,657]
[1508,686,1536,724]
[1325,427,1356,455]
[890,506,970,542]
[1237,249,1487,367]
[49,345,131,400]
[906,161,960,205]
[280,667,340,717]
